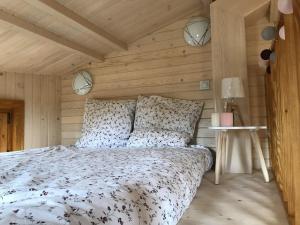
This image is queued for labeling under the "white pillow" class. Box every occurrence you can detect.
[127,128,191,148]
[75,99,136,148]
[133,95,204,136]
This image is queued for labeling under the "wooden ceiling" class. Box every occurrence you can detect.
[0,0,211,75]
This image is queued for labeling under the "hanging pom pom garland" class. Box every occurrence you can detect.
[270,52,276,63]
[279,26,286,40]
[258,0,293,74]
[260,49,272,60]
[278,0,293,14]
[261,26,276,40]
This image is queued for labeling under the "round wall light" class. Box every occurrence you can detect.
[72,71,93,96]
[184,17,211,46]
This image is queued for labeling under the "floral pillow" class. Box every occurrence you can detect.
[134,95,204,136]
[127,128,191,148]
[75,98,136,148]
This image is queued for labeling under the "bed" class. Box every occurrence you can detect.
[0,145,212,225]
[0,95,213,224]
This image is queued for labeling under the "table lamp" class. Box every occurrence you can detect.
[221,77,245,125]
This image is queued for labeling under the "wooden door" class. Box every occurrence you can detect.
[0,100,24,151]
[0,112,8,152]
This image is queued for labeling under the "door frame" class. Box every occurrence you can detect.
[0,112,8,152]
[0,99,24,151]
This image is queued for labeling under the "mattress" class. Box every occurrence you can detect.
[0,145,212,225]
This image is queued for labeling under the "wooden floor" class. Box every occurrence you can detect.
[179,171,289,225]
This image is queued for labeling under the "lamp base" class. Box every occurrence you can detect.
[224,101,245,126]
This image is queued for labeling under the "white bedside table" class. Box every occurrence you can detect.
[208,126,269,184]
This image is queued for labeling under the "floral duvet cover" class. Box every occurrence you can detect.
[0,145,212,225]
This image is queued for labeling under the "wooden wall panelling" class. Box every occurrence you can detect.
[211,0,270,125]
[292,1,300,223]
[210,0,270,173]
[285,1,300,223]
[268,32,294,222]
[0,72,61,149]
[61,14,216,148]
[0,112,8,151]
[246,17,272,168]
[11,101,24,150]
[210,3,250,172]
[266,0,300,223]
[61,9,273,158]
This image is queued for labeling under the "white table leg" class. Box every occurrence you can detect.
[215,131,223,184]
[224,131,230,173]
[250,131,270,182]
[221,132,227,173]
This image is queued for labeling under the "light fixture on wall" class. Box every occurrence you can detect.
[183,17,211,46]
[72,70,93,96]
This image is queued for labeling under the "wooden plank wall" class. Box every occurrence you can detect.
[0,72,61,149]
[246,17,272,168]
[61,13,270,161]
[266,0,300,224]
[61,14,215,147]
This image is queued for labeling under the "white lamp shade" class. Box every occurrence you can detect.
[221,77,245,99]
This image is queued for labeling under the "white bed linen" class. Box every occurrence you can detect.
[0,145,212,225]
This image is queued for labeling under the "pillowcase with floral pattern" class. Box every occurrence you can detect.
[75,98,136,148]
[134,95,204,137]
[127,128,191,148]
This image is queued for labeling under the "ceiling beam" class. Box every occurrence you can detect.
[24,0,127,51]
[0,9,104,61]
